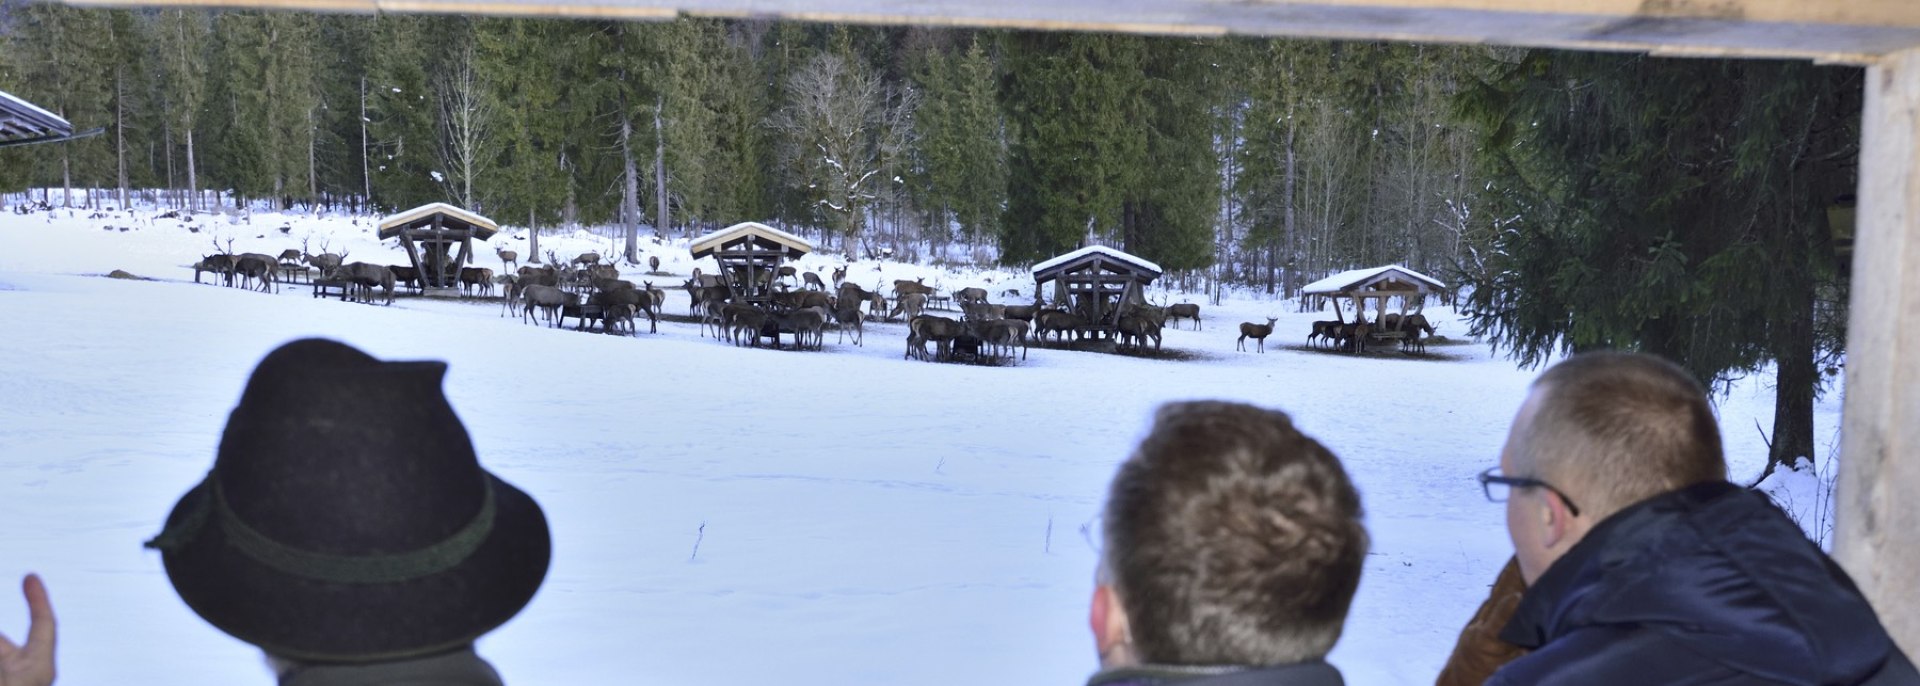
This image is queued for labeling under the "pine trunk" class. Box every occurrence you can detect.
[360,76,371,209]
[655,96,669,239]
[620,108,641,264]
[186,128,199,213]
[115,66,128,211]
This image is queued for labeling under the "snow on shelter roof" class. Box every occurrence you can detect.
[1031,245,1162,281]
[689,222,814,259]
[0,90,74,146]
[1300,265,1447,295]
[376,203,500,240]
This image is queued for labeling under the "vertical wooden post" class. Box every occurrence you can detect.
[1836,47,1920,659]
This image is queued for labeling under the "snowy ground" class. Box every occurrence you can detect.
[0,206,1842,685]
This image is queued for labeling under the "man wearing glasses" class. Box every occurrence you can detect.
[1471,352,1915,685]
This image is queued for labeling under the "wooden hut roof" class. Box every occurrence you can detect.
[1032,245,1163,283]
[1301,265,1447,295]
[376,203,500,240]
[689,221,814,259]
[0,90,75,148]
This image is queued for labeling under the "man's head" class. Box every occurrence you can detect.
[1499,352,1726,583]
[1093,401,1367,669]
[146,339,551,663]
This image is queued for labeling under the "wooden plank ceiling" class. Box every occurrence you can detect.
[57,0,1920,64]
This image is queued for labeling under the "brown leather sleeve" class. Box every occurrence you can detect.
[1435,556,1530,686]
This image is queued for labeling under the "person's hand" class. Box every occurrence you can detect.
[0,574,55,686]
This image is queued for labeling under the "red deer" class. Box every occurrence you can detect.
[954,287,988,305]
[520,284,576,327]
[1237,317,1279,353]
[1034,309,1088,343]
[1118,313,1163,351]
[906,315,966,361]
[337,262,395,305]
[1307,320,1342,348]
[802,271,827,291]
[1167,303,1202,330]
[193,254,235,286]
[831,264,848,285]
[496,245,519,272]
[233,253,279,293]
[648,255,661,273]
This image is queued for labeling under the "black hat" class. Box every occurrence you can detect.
[146,338,551,662]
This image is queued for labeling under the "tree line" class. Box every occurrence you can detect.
[0,5,1860,472]
[0,8,1491,284]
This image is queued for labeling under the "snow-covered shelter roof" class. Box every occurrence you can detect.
[0,90,75,148]
[1301,265,1446,296]
[1032,245,1163,283]
[689,222,813,259]
[377,203,500,240]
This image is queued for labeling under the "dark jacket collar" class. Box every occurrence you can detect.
[1500,480,1897,683]
[278,648,505,686]
[1087,660,1344,686]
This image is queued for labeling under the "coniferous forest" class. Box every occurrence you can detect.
[0,4,1861,472]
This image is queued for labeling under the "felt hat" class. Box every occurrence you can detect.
[146,338,550,662]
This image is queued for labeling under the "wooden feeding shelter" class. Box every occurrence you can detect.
[377,203,500,292]
[689,221,813,305]
[1032,245,1163,338]
[1301,265,1447,332]
[0,90,101,149]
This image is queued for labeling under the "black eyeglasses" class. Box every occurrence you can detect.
[1477,467,1582,517]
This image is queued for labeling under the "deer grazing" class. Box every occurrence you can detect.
[335,262,395,305]
[1034,309,1088,343]
[232,253,280,293]
[496,246,519,272]
[1237,317,1279,353]
[801,271,827,291]
[193,254,236,286]
[906,315,966,362]
[1307,320,1343,348]
[572,252,601,267]
[1118,313,1163,351]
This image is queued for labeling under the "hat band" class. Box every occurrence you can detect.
[146,476,497,585]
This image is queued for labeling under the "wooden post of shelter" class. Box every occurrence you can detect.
[1836,47,1920,659]
[1032,246,1164,342]
[688,222,814,307]
[376,203,500,295]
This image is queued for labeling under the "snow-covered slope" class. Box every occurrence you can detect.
[0,208,1838,685]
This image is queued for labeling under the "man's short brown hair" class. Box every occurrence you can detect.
[1514,352,1728,520]
[1103,401,1367,667]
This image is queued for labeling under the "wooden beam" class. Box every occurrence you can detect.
[59,0,1920,64]
[1835,47,1920,661]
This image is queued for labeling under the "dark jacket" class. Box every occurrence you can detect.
[1492,480,1920,686]
[1087,661,1343,686]
[278,648,506,686]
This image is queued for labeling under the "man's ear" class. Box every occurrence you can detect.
[1091,584,1134,667]
[1540,491,1574,549]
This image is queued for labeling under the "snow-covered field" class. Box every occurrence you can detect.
[0,206,1841,685]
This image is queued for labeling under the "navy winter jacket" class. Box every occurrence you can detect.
[1491,480,1918,686]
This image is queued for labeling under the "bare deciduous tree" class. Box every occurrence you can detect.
[770,53,916,255]
[436,45,493,209]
